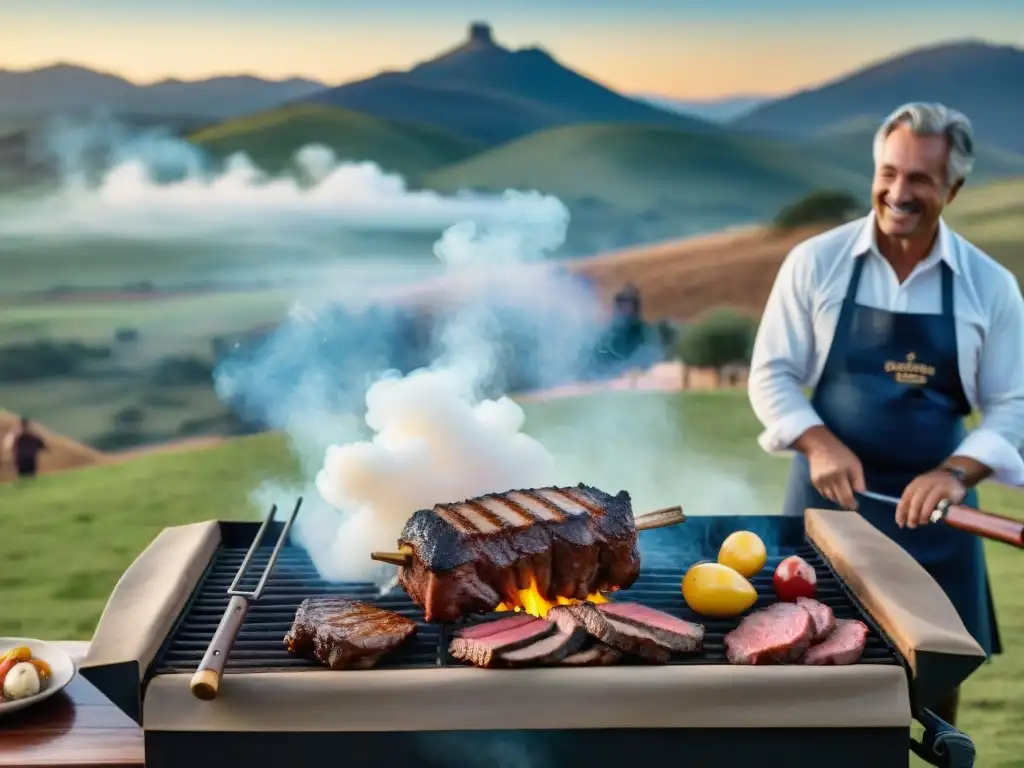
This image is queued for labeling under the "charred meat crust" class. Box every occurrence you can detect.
[398,485,640,623]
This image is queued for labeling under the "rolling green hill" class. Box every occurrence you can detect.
[808,116,1024,182]
[189,104,483,181]
[945,176,1024,279]
[424,122,871,217]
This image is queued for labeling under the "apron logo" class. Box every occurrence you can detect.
[884,352,935,386]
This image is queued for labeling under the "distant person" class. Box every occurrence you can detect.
[748,103,1024,726]
[2,417,48,479]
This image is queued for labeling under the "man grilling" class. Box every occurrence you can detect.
[748,102,1024,726]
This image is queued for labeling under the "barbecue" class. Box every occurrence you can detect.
[80,507,987,768]
[371,484,681,622]
[284,597,418,669]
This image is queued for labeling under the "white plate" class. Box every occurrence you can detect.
[0,638,77,716]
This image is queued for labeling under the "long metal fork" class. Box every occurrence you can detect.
[190,497,303,700]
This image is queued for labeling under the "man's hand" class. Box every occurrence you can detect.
[795,426,866,510]
[896,470,967,529]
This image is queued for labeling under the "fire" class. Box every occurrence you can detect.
[495,577,609,618]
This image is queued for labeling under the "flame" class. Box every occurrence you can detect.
[495,576,609,618]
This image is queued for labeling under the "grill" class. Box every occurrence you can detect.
[153,540,898,674]
[81,510,986,768]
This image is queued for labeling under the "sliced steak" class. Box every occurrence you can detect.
[550,602,671,663]
[454,614,536,640]
[498,610,588,666]
[598,602,705,653]
[724,602,815,665]
[449,617,554,667]
[284,597,417,670]
[800,620,869,665]
[795,597,836,643]
[561,643,623,666]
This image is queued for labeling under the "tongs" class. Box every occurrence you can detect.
[859,490,1024,549]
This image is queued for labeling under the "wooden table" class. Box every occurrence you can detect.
[0,642,144,767]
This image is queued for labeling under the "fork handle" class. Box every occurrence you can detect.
[191,594,250,700]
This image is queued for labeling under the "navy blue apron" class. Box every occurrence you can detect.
[782,254,1001,656]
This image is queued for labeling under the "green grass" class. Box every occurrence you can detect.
[945,177,1024,282]
[189,104,483,182]
[424,122,873,215]
[1,390,1021,763]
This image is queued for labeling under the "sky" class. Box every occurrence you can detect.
[2,0,1023,99]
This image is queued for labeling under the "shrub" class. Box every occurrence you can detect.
[114,327,139,343]
[149,355,214,386]
[0,339,112,382]
[113,406,146,427]
[773,190,865,229]
[676,308,757,370]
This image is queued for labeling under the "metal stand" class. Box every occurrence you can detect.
[911,708,976,768]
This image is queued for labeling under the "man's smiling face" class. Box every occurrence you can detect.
[872,123,962,241]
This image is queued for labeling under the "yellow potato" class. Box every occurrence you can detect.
[717,531,768,578]
[682,562,758,617]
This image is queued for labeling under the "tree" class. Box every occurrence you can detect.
[675,308,757,385]
[773,190,865,230]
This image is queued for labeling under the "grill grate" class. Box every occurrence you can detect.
[151,539,898,675]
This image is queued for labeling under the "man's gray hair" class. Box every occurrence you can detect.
[872,102,975,186]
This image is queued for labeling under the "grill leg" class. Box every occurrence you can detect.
[911,708,976,768]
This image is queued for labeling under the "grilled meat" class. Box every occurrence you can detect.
[560,642,623,666]
[448,617,555,667]
[454,614,536,640]
[724,603,815,665]
[398,485,641,622]
[284,597,417,670]
[597,602,704,653]
[548,602,671,663]
[800,619,869,665]
[498,609,589,666]
[796,597,836,642]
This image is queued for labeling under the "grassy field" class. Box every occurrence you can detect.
[1,390,1021,764]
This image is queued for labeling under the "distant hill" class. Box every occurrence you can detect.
[733,41,1024,154]
[189,104,482,180]
[424,122,870,216]
[302,23,714,145]
[944,177,1024,279]
[635,95,769,122]
[807,116,1024,182]
[0,63,326,119]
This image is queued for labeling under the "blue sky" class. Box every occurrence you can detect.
[3,0,1023,97]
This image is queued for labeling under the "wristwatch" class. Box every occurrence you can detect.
[938,465,971,488]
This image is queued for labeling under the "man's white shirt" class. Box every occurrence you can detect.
[748,212,1024,485]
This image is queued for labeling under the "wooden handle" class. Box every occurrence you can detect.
[937,504,1024,548]
[190,594,250,700]
[635,505,685,530]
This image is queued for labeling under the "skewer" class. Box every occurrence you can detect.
[190,497,303,701]
[369,504,685,567]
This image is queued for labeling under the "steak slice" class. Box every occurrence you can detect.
[724,602,815,665]
[800,620,869,665]
[454,614,536,640]
[561,643,623,666]
[284,597,417,670]
[795,597,836,643]
[550,602,671,663]
[449,617,554,668]
[498,609,588,666]
[597,602,704,653]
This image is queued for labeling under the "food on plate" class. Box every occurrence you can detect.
[396,485,642,622]
[773,555,817,601]
[717,531,768,578]
[795,597,836,642]
[449,617,556,668]
[0,646,52,702]
[724,603,815,665]
[1,662,41,701]
[451,601,705,668]
[682,562,758,617]
[283,597,417,670]
[560,642,623,666]
[800,620,869,665]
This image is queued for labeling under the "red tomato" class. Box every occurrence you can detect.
[773,555,817,601]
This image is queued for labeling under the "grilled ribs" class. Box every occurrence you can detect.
[284,597,417,670]
[398,484,641,622]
